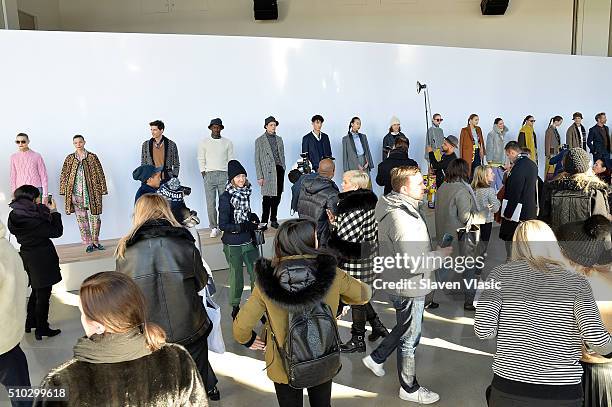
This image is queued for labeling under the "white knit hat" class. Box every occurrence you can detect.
[390,116,401,126]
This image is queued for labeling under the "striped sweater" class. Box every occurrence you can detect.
[475,260,612,386]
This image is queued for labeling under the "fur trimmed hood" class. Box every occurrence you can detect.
[255,254,337,311]
[548,172,611,194]
[336,188,378,215]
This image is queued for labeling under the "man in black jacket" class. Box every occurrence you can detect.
[426,135,458,188]
[297,158,339,246]
[499,141,538,260]
[376,136,418,195]
[587,112,611,162]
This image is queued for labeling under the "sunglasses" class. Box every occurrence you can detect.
[529,119,536,123]
[15,140,27,144]
[434,119,443,123]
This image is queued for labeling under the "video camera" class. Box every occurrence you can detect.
[297,152,312,175]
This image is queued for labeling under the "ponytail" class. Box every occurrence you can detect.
[142,322,166,351]
[549,115,563,127]
[522,115,534,125]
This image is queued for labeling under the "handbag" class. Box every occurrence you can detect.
[201,287,225,354]
[457,222,481,259]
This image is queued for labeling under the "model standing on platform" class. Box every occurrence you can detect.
[382,116,406,160]
[459,114,486,177]
[545,116,563,181]
[518,115,539,164]
[425,113,445,161]
[566,112,587,151]
[302,115,332,172]
[10,133,49,202]
[59,135,108,253]
[198,118,234,238]
[587,112,611,163]
[342,117,374,173]
[255,116,286,229]
[141,120,180,182]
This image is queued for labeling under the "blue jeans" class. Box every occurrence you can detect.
[370,295,425,393]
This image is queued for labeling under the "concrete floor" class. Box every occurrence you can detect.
[2,228,507,407]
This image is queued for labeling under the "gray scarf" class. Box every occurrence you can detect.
[73,327,152,364]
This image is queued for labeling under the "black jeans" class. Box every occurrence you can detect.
[182,335,218,392]
[0,344,31,407]
[350,302,378,336]
[477,222,493,259]
[26,286,52,330]
[274,380,332,407]
[261,166,285,224]
[486,385,581,407]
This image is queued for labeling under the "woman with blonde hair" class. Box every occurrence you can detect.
[557,215,612,407]
[34,272,207,406]
[471,165,500,257]
[115,193,220,400]
[475,220,612,407]
[328,170,387,352]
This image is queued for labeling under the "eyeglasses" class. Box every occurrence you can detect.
[15,140,27,144]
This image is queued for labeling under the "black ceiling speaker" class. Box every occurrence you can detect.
[254,0,278,20]
[481,0,509,15]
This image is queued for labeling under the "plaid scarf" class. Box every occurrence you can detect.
[226,182,252,223]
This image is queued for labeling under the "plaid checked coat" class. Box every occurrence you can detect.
[328,188,378,284]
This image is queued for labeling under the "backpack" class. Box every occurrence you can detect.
[268,302,342,389]
[550,189,594,228]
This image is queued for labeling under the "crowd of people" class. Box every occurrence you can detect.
[1,110,611,406]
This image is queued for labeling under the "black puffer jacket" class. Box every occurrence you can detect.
[8,199,63,289]
[540,173,611,231]
[297,174,339,245]
[376,148,419,195]
[115,220,211,345]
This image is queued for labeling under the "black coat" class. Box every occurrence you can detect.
[297,174,339,246]
[428,150,457,188]
[218,190,255,246]
[587,124,611,160]
[8,199,63,289]
[499,155,539,241]
[376,149,419,195]
[115,220,211,345]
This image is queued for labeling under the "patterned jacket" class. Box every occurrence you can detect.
[59,151,107,215]
[141,136,180,180]
[255,132,286,197]
[328,188,378,284]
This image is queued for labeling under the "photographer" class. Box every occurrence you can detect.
[297,158,339,246]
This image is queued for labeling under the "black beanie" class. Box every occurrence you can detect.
[227,160,247,180]
[565,147,590,174]
[557,215,612,267]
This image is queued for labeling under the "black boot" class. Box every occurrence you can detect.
[25,320,35,333]
[35,327,61,340]
[207,386,220,401]
[368,318,389,342]
[231,306,240,320]
[340,335,366,353]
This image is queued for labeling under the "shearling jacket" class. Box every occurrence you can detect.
[486,125,509,165]
[34,343,207,406]
[233,254,370,384]
[328,189,378,284]
[540,173,611,230]
[115,220,211,345]
[59,151,107,215]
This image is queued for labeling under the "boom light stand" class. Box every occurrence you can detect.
[417,81,436,208]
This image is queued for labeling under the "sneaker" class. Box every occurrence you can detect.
[95,243,106,251]
[85,245,95,253]
[270,220,279,229]
[210,228,221,238]
[399,387,440,404]
[425,301,439,309]
[362,355,385,377]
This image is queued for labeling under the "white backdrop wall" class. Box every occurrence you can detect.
[1,30,612,244]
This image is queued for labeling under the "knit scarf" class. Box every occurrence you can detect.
[226,182,252,223]
[520,124,538,163]
[73,327,152,364]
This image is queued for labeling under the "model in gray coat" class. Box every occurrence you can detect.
[255,117,286,226]
[342,132,374,172]
[425,114,445,160]
[486,119,509,165]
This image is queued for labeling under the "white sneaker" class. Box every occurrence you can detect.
[362,355,385,377]
[399,387,440,404]
[210,228,221,238]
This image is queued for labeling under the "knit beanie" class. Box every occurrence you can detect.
[390,116,401,126]
[565,147,590,174]
[227,160,247,181]
[557,215,612,267]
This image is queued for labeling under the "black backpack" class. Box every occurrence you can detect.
[268,302,342,389]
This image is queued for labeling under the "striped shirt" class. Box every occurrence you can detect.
[475,260,612,385]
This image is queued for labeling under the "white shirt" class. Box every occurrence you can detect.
[197,136,234,172]
[312,131,322,141]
